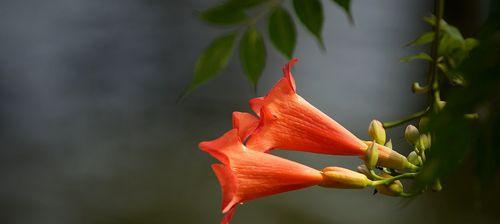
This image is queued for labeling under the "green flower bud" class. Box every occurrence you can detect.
[417,133,431,151]
[434,100,446,113]
[404,125,420,145]
[375,173,404,196]
[431,179,442,192]
[368,120,386,145]
[419,117,430,131]
[356,165,370,175]
[365,141,378,170]
[407,151,422,166]
[412,82,429,93]
[320,167,373,189]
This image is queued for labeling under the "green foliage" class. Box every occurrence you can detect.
[331,0,353,23]
[199,3,248,25]
[406,32,435,46]
[400,52,432,62]
[239,27,267,89]
[226,0,267,8]
[185,0,354,96]
[292,0,325,48]
[418,37,500,186]
[182,33,236,97]
[268,6,297,59]
[402,16,479,86]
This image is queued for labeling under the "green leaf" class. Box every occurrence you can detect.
[227,0,266,8]
[199,3,247,25]
[331,0,353,23]
[406,32,435,46]
[268,6,296,59]
[239,27,266,88]
[183,33,236,96]
[400,52,432,62]
[438,63,466,86]
[293,0,325,49]
[464,38,479,51]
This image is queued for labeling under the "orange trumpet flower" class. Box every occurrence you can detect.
[245,58,414,170]
[200,129,323,223]
[200,129,373,224]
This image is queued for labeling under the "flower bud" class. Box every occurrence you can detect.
[365,141,378,170]
[433,100,446,113]
[412,82,429,93]
[407,151,422,166]
[356,165,370,175]
[431,179,442,192]
[419,117,430,131]
[375,173,404,196]
[384,139,393,149]
[368,120,386,145]
[404,125,420,145]
[417,133,431,151]
[320,167,373,189]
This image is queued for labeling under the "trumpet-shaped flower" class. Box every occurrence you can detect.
[200,129,372,224]
[245,58,414,170]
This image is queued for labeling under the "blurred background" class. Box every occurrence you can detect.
[0,0,498,224]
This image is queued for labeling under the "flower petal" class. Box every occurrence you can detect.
[221,206,237,224]
[232,112,259,141]
[212,164,239,213]
[249,97,265,116]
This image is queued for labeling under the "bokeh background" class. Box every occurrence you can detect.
[1,0,498,224]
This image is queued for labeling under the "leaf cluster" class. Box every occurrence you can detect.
[182,0,352,98]
[402,16,479,86]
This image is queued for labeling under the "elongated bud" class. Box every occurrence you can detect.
[368,120,386,145]
[320,167,373,189]
[417,133,431,151]
[375,173,404,196]
[407,151,422,166]
[404,125,420,145]
[412,82,429,93]
[385,139,393,149]
[365,141,378,170]
[356,165,370,175]
[431,179,442,192]
[419,117,430,131]
[433,100,446,113]
[361,141,417,171]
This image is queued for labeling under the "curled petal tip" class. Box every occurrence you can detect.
[282,58,298,92]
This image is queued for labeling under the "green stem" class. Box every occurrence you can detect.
[369,170,385,180]
[382,107,430,128]
[371,173,418,186]
[245,0,283,26]
[430,0,444,105]
[399,191,423,198]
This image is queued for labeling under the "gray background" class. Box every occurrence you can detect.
[1,0,498,223]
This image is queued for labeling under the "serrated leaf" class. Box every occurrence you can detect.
[239,27,266,88]
[268,6,296,59]
[400,52,432,62]
[293,0,325,49]
[183,33,236,96]
[331,0,353,23]
[199,3,247,25]
[406,32,435,47]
